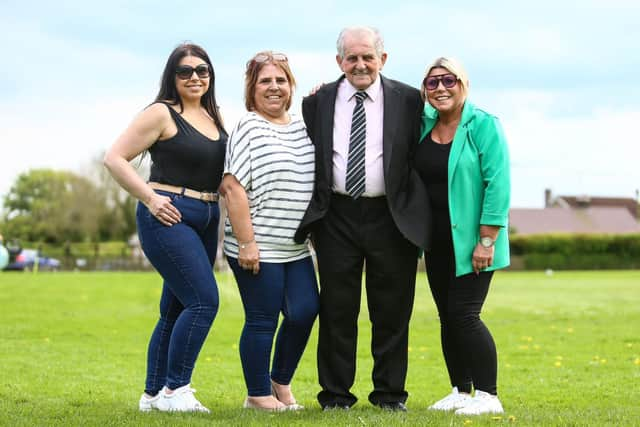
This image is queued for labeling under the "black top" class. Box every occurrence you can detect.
[414,132,453,252]
[148,102,227,192]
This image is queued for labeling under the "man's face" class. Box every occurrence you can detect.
[336,32,387,90]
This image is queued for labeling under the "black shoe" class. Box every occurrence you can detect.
[322,404,351,411]
[377,401,408,412]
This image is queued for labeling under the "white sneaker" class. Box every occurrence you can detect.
[428,387,473,411]
[139,389,163,412]
[156,384,210,413]
[455,390,504,415]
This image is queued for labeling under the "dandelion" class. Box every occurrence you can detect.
[600,359,607,364]
[554,361,562,367]
[567,327,574,333]
[506,363,512,368]
[232,344,238,349]
[627,343,633,348]
[593,355,600,361]
[44,337,50,343]
[518,345,530,350]
[492,416,503,420]
[206,357,212,362]
[634,358,640,366]
[419,346,427,352]
[508,415,517,422]
[463,419,473,425]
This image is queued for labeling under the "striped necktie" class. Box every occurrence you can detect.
[346,91,367,198]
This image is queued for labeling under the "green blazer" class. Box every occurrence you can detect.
[420,101,511,276]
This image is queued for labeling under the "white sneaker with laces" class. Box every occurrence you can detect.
[428,387,473,411]
[156,384,210,413]
[455,390,504,415]
[139,389,163,412]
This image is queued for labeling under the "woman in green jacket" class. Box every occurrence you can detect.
[413,57,510,416]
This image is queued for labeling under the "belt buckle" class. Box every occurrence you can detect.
[200,191,213,202]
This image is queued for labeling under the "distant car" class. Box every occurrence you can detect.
[3,249,61,271]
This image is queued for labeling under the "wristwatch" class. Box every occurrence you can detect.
[479,236,495,248]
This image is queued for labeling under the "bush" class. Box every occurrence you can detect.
[17,241,131,258]
[510,234,640,270]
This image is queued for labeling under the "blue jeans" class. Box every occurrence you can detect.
[137,190,220,394]
[228,256,319,396]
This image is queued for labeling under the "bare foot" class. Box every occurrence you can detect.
[244,395,286,411]
[271,380,297,405]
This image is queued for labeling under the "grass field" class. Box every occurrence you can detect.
[1,270,639,426]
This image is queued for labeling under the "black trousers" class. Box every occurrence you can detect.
[426,251,498,395]
[313,193,418,407]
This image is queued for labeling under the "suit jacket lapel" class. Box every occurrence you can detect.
[381,76,399,176]
[320,78,341,187]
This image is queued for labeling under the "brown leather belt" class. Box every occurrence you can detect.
[148,182,219,202]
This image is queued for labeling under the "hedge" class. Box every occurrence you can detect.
[510,234,640,270]
[14,241,131,258]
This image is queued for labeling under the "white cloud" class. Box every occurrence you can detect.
[495,93,640,206]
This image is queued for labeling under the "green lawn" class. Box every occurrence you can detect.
[1,270,638,426]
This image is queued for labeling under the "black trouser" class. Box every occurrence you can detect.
[313,193,418,407]
[425,250,498,395]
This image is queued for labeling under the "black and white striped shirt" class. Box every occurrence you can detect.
[223,112,314,262]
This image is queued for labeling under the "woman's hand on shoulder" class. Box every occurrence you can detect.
[308,82,325,96]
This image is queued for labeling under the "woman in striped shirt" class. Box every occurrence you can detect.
[220,51,318,411]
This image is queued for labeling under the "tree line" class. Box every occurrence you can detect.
[1,156,144,245]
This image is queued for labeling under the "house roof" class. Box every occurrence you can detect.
[510,207,640,235]
[553,196,639,218]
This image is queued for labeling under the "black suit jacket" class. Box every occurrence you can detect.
[294,75,432,250]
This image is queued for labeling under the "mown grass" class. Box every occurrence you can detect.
[1,270,639,426]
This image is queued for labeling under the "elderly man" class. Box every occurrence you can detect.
[295,26,431,411]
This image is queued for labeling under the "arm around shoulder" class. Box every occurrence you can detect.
[301,94,318,140]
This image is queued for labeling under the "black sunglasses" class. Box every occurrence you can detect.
[175,64,210,80]
[424,73,458,91]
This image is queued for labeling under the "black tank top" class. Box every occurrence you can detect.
[148,102,227,192]
[414,132,453,252]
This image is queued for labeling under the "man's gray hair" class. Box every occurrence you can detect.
[336,26,384,58]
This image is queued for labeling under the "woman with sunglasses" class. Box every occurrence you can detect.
[413,57,510,415]
[104,43,226,412]
[220,51,318,411]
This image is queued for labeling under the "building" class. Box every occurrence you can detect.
[509,189,640,235]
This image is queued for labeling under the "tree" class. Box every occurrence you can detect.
[2,169,107,244]
[83,152,146,241]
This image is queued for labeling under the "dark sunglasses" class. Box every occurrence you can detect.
[424,73,458,91]
[175,64,210,80]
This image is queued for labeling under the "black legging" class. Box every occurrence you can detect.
[425,251,498,395]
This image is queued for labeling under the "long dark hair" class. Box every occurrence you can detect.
[155,42,226,133]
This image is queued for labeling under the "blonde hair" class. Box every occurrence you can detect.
[420,56,470,101]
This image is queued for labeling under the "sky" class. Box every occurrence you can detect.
[1,0,639,209]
